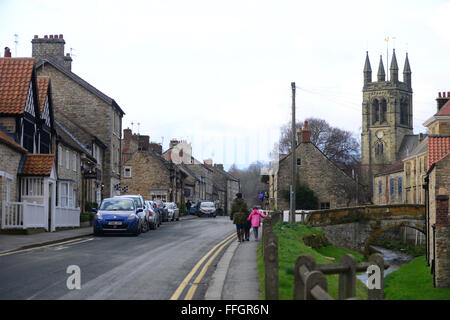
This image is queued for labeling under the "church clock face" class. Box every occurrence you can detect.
[375,130,384,139]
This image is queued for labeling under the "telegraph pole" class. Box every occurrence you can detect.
[290,82,296,223]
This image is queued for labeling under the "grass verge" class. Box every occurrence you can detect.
[257,222,368,300]
[384,256,450,300]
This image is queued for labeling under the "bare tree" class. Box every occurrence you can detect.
[279,117,360,167]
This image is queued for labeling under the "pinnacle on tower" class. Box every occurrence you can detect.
[390,49,399,82]
[363,51,372,84]
[403,52,411,88]
[377,55,385,82]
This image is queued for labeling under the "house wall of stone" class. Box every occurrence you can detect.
[36,64,122,199]
[373,171,403,205]
[122,151,171,200]
[276,141,360,211]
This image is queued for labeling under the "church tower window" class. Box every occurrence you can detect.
[372,99,379,124]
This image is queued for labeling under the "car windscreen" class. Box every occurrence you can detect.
[200,202,215,208]
[100,199,134,211]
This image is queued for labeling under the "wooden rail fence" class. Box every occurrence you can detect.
[262,212,388,300]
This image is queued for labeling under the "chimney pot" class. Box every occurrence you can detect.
[44,35,48,38]
[66,53,70,56]
[444,92,447,98]
[34,35,38,39]
[4,47,11,58]
[59,34,63,39]
[54,35,58,39]
[439,92,442,98]
[49,35,53,39]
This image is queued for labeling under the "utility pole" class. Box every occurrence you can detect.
[290,82,296,223]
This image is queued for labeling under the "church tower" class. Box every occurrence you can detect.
[361,50,413,193]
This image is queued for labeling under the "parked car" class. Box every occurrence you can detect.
[195,200,217,218]
[145,200,161,229]
[93,197,144,236]
[113,195,150,232]
[155,199,169,222]
[166,202,180,221]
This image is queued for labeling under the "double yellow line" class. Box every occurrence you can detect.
[170,233,236,300]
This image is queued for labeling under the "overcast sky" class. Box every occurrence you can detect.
[1,0,449,169]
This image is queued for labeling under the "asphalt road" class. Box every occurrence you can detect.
[0,216,235,300]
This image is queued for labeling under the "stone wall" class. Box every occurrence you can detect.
[434,195,450,288]
[122,151,171,200]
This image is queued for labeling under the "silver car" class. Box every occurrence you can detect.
[145,200,161,229]
[166,202,180,221]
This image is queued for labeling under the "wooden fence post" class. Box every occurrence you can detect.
[305,271,329,300]
[368,253,384,300]
[338,254,356,299]
[264,232,278,300]
[293,254,316,300]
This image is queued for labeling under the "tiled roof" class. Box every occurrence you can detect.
[436,100,450,116]
[428,136,450,168]
[37,76,50,113]
[375,159,404,176]
[0,128,26,153]
[21,154,55,176]
[0,58,35,115]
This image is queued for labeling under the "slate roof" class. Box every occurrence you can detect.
[20,154,55,176]
[35,56,125,116]
[54,120,95,160]
[398,135,420,158]
[0,58,35,115]
[435,100,450,116]
[403,136,428,161]
[375,158,404,176]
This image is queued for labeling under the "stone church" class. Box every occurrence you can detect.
[361,49,420,196]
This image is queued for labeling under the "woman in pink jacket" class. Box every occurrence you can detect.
[247,207,269,241]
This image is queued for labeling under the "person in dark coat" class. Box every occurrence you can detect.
[186,200,192,214]
[231,192,248,242]
[244,209,252,241]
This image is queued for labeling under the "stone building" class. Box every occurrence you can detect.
[31,34,125,200]
[178,163,202,203]
[273,121,363,210]
[0,51,79,231]
[122,128,186,203]
[184,162,214,201]
[361,50,420,196]
[403,135,428,204]
[212,164,240,215]
[423,94,450,287]
[373,159,404,205]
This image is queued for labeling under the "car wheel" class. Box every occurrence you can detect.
[176,215,179,221]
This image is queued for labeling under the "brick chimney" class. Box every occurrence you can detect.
[301,120,311,143]
[169,139,179,149]
[437,92,450,112]
[31,34,71,71]
[204,159,213,167]
[4,47,11,58]
[214,163,224,170]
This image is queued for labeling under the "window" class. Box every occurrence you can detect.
[66,150,70,169]
[375,141,384,156]
[320,202,330,210]
[378,180,382,196]
[400,99,409,125]
[398,177,403,196]
[59,182,75,208]
[124,166,131,178]
[58,146,63,166]
[390,178,395,196]
[372,99,379,124]
[297,158,301,166]
[380,99,387,123]
[73,153,77,172]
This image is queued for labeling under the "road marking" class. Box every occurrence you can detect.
[183,235,236,300]
[0,237,85,257]
[169,232,236,300]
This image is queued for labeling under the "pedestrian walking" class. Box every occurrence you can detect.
[186,200,192,214]
[247,207,269,241]
[230,192,248,243]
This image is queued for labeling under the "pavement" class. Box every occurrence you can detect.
[0,214,261,300]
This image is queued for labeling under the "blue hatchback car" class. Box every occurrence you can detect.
[93,197,143,236]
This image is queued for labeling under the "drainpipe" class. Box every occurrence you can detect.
[432,224,436,287]
[423,175,429,265]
